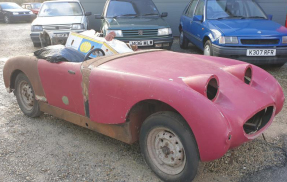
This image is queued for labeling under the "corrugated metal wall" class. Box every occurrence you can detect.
[81,0,287,36]
[257,0,287,26]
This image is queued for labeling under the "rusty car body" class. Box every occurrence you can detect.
[3,50,285,181]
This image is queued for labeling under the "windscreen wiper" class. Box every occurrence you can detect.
[112,14,138,18]
[142,13,159,16]
[247,16,266,19]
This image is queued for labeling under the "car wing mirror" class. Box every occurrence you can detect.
[193,15,203,22]
[267,14,273,20]
[85,12,92,16]
[161,12,168,17]
[95,14,104,19]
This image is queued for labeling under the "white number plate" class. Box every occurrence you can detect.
[246,49,276,56]
[129,40,153,46]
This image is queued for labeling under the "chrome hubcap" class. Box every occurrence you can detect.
[204,45,211,56]
[19,80,34,111]
[147,127,186,175]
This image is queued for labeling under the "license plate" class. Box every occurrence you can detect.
[54,33,69,37]
[246,49,276,56]
[129,40,153,46]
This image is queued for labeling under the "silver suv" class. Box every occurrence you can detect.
[30,0,91,47]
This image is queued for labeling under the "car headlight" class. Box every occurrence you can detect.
[158,28,172,36]
[219,36,238,44]
[13,12,19,15]
[106,30,123,37]
[29,11,33,14]
[282,36,287,44]
[31,25,43,31]
[71,24,84,30]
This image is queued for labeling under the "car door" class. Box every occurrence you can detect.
[189,0,206,48]
[38,60,86,116]
[182,0,199,42]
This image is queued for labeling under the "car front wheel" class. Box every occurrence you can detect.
[179,31,189,49]
[140,111,199,182]
[14,73,42,117]
[204,40,213,56]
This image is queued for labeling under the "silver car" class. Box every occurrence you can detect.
[30,0,91,47]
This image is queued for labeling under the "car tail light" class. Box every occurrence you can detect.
[223,64,253,85]
[183,74,219,101]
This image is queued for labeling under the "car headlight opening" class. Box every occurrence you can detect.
[206,76,219,101]
[13,12,19,15]
[31,25,43,31]
[72,24,84,30]
[282,36,287,44]
[244,66,252,85]
[158,28,172,36]
[219,36,238,44]
[106,30,123,37]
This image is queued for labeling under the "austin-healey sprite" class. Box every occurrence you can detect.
[3,49,284,181]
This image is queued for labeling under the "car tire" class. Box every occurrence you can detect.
[179,31,189,49]
[33,42,41,47]
[204,40,213,56]
[4,15,10,24]
[140,111,199,182]
[14,73,42,118]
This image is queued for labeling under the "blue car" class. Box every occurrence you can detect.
[179,0,287,66]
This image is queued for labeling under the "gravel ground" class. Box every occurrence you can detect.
[0,22,286,182]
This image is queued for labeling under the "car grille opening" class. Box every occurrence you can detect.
[241,39,279,45]
[243,106,274,134]
[122,29,158,37]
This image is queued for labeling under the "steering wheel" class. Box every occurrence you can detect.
[84,48,106,61]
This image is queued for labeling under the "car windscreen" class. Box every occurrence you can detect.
[206,0,267,20]
[1,3,23,9]
[31,3,42,9]
[38,2,83,17]
[106,0,159,18]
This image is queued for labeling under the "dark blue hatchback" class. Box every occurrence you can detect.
[179,0,287,66]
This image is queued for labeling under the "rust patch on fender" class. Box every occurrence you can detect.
[3,56,46,99]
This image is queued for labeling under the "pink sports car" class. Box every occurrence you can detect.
[3,50,285,181]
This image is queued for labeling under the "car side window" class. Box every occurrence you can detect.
[27,5,32,10]
[185,0,199,18]
[194,0,205,16]
[22,5,25,8]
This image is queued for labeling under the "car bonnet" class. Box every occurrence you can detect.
[208,19,287,37]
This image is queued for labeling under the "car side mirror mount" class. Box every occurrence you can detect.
[85,12,92,16]
[267,14,273,20]
[95,14,104,19]
[161,12,168,17]
[193,15,203,22]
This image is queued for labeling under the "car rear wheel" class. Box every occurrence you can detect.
[4,15,10,24]
[140,111,199,182]
[204,40,213,56]
[179,31,189,49]
[14,73,42,118]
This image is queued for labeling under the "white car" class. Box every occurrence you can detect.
[30,0,91,47]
